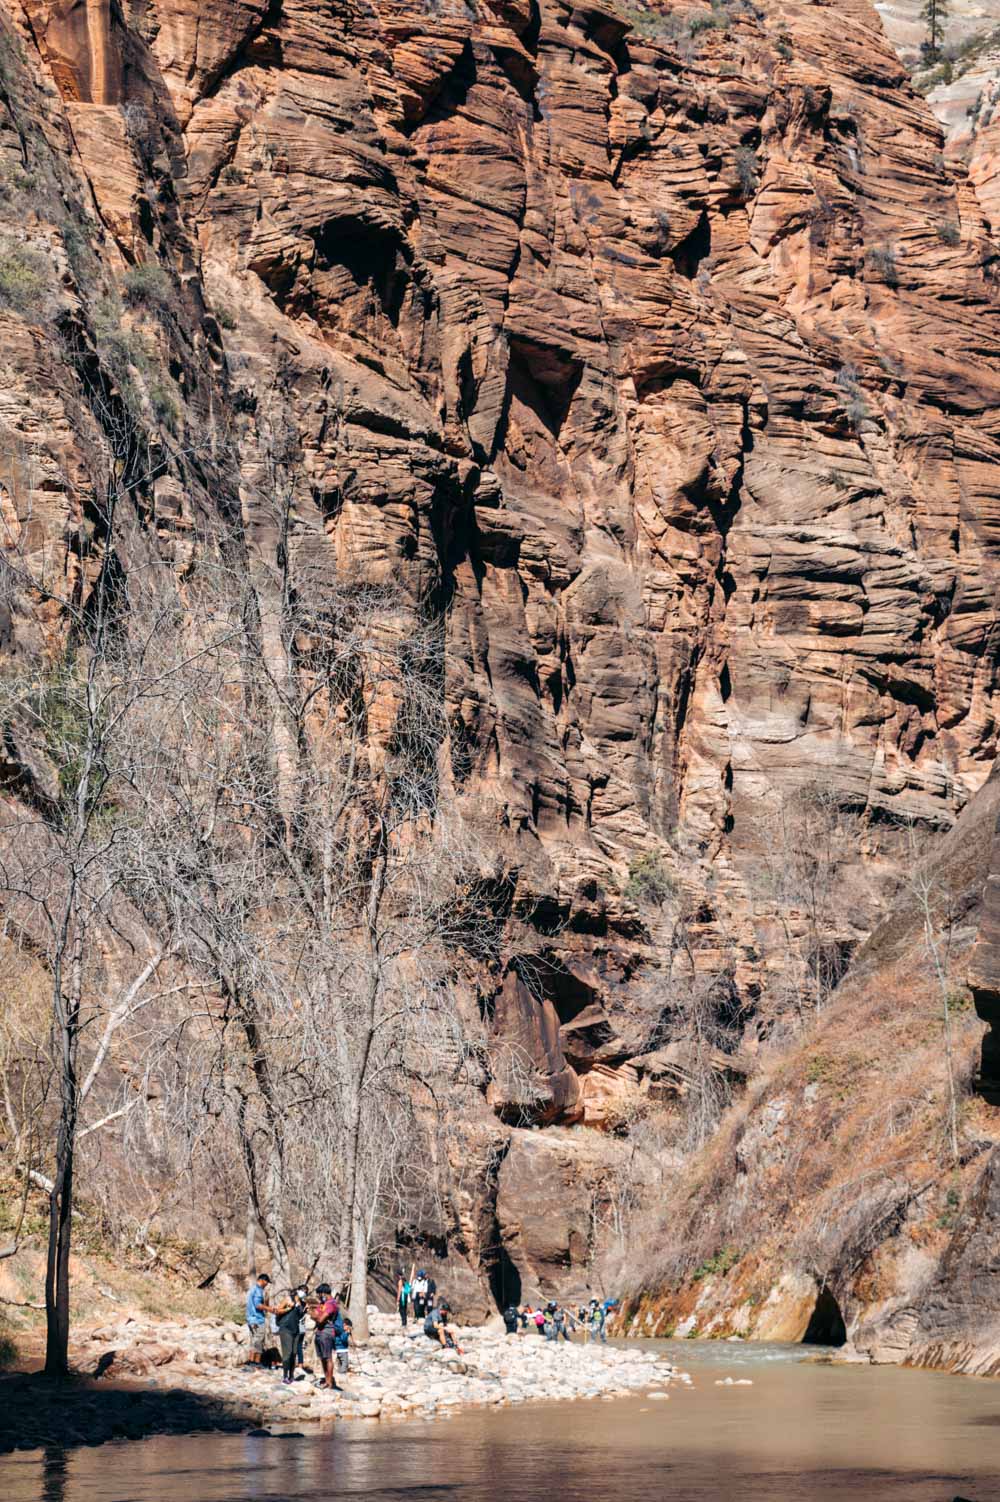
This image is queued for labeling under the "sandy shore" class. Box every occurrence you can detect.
[0,1312,686,1453]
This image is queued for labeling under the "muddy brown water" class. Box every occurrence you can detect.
[3,1339,1000,1502]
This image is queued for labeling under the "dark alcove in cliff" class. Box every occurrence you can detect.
[489,1244,522,1312]
[802,1287,846,1346]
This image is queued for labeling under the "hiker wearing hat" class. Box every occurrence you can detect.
[244,1272,272,1367]
[423,1299,464,1355]
[412,1268,430,1320]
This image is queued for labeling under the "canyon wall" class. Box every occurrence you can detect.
[4,0,1000,1328]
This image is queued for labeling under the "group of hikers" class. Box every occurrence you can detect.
[501,1297,618,1342]
[247,1268,618,1384]
[395,1266,466,1352]
[393,1267,617,1345]
[244,1273,353,1389]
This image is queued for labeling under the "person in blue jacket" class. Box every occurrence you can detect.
[244,1272,272,1368]
[335,1314,353,1375]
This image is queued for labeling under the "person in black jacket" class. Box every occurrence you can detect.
[275,1288,307,1385]
[503,1304,519,1335]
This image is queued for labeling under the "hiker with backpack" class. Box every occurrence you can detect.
[313,1283,344,1390]
[412,1269,430,1320]
[503,1303,520,1335]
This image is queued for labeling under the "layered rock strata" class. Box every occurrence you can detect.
[4,0,1000,1314]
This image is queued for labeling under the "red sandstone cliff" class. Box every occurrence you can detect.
[4,0,1000,1338]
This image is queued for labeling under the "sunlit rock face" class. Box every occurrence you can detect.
[7,0,1000,1308]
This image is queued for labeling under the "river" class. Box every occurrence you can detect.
[3,1339,999,1501]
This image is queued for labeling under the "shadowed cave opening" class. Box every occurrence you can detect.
[802,1287,846,1346]
[489,1243,522,1312]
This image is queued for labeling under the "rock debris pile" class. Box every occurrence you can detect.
[0,1311,685,1452]
[86,1310,682,1421]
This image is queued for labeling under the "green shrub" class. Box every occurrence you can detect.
[215,304,238,330]
[622,1,685,37]
[625,850,677,907]
[775,36,792,57]
[865,243,899,286]
[0,1331,17,1370]
[0,243,49,316]
[0,163,31,200]
[692,1245,740,1281]
[936,220,961,245]
[122,261,171,309]
[148,378,179,430]
[734,145,760,197]
[835,363,868,427]
[689,4,728,33]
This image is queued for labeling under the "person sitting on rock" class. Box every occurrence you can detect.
[244,1272,272,1368]
[424,1300,464,1354]
[313,1283,344,1391]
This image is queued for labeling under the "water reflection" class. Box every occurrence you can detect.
[2,1342,1000,1502]
[40,1449,66,1502]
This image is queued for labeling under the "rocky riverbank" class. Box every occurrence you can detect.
[0,1313,684,1454]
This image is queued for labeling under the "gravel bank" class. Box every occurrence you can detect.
[0,1312,687,1452]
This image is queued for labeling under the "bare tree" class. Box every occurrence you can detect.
[0,485,231,1372]
[746,782,873,1023]
[901,823,961,1165]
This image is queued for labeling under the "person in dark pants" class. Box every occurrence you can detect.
[313,1283,343,1391]
[503,1304,520,1335]
[412,1270,429,1320]
[294,1285,309,1371]
[554,1305,573,1342]
[275,1289,306,1385]
[396,1270,411,1327]
[424,1302,464,1354]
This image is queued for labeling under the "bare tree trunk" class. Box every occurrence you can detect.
[44,1108,75,1375]
[244,1202,257,1279]
[348,1198,370,1341]
[45,915,84,1376]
